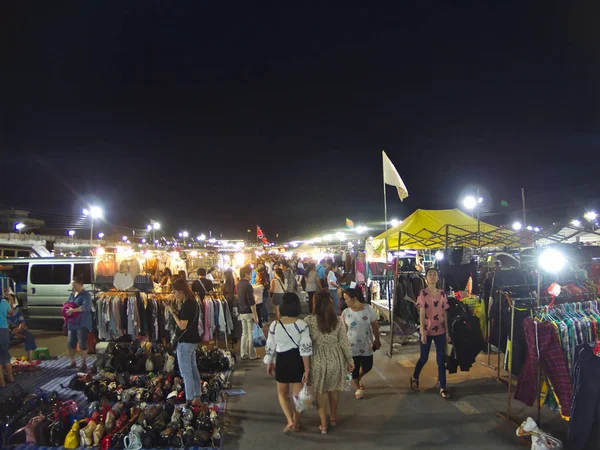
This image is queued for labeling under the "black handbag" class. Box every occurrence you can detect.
[48,419,66,446]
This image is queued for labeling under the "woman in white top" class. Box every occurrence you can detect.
[264,293,312,433]
[342,288,381,399]
[269,268,287,320]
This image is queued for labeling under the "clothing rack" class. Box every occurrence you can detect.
[387,270,422,357]
[497,295,590,427]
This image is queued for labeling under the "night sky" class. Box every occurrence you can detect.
[2,2,600,240]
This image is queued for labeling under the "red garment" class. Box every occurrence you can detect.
[514,319,572,418]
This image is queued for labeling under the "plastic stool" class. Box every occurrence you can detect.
[34,347,50,360]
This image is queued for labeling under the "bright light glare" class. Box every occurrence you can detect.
[435,250,445,261]
[323,235,331,242]
[571,219,581,227]
[83,206,103,219]
[147,225,152,231]
[539,249,565,272]
[198,234,206,241]
[390,218,400,227]
[15,222,25,231]
[153,222,161,230]
[355,225,368,234]
[98,232,105,239]
[534,227,540,232]
[68,230,75,236]
[478,197,484,204]
[512,221,522,231]
[122,236,128,242]
[95,247,105,257]
[584,211,598,222]
[182,231,189,238]
[527,226,533,231]
[463,196,477,210]
[336,232,346,241]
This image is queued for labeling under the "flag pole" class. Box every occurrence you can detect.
[382,151,393,355]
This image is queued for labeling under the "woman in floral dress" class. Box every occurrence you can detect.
[305,290,354,434]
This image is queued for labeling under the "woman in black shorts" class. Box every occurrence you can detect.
[263,293,313,433]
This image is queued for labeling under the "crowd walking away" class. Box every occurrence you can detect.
[0,289,15,387]
[410,268,452,400]
[263,293,312,433]
[238,265,260,361]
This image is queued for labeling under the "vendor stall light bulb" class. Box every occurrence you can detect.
[534,227,540,232]
[571,219,581,227]
[14,222,25,231]
[182,231,189,238]
[584,211,598,222]
[512,222,522,231]
[141,238,146,243]
[390,218,400,227]
[435,250,445,261]
[98,232,104,239]
[539,249,565,273]
[68,230,75,237]
[147,225,152,231]
[122,236,128,242]
[527,226,533,231]
[96,247,105,256]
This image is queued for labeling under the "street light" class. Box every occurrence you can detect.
[512,221,522,231]
[83,206,103,245]
[14,222,25,234]
[122,236,128,242]
[571,219,581,227]
[98,233,105,239]
[68,230,75,238]
[198,234,206,241]
[584,211,598,222]
[355,225,368,234]
[147,221,160,244]
[463,196,477,210]
[182,231,188,238]
[462,191,483,247]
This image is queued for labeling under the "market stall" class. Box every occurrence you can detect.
[373,209,519,356]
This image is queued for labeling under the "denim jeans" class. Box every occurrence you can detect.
[67,327,89,351]
[177,342,201,401]
[413,333,447,389]
[329,289,340,314]
[240,313,257,359]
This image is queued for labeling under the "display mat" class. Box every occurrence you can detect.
[0,356,98,411]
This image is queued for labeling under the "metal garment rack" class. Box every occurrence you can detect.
[387,270,422,357]
[496,293,579,427]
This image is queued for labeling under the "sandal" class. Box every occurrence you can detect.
[440,389,451,400]
[283,423,296,434]
[410,377,419,391]
[329,417,337,427]
[355,389,364,399]
[319,425,328,435]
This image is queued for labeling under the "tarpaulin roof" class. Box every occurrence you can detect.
[374,209,517,249]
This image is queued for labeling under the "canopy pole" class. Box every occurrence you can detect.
[388,231,401,357]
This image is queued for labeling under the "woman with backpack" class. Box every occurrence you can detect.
[269,268,287,321]
[64,274,93,371]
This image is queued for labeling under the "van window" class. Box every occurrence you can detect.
[30,264,72,285]
[3,250,15,258]
[53,265,72,285]
[74,263,93,284]
[0,263,28,284]
[17,251,29,257]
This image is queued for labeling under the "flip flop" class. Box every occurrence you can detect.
[440,389,451,400]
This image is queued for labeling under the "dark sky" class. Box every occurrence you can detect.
[2,2,600,240]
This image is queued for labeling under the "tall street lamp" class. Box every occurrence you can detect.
[83,206,103,246]
[584,211,598,231]
[147,220,161,244]
[462,190,483,247]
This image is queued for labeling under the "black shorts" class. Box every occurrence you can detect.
[275,348,304,383]
[352,355,374,379]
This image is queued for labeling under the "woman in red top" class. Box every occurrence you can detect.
[410,268,451,399]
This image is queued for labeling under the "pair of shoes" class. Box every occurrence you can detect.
[319,425,328,435]
[355,389,365,399]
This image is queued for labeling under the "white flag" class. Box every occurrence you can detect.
[382,150,409,201]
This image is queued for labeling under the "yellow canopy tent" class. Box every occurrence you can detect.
[374,209,517,249]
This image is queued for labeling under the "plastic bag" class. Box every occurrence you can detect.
[344,373,353,392]
[293,385,313,412]
[252,323,266,348]
[517,417,562,450]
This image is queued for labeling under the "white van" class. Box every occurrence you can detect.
[0,257,95,324]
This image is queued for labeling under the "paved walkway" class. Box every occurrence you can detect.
[223,337,569,450]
